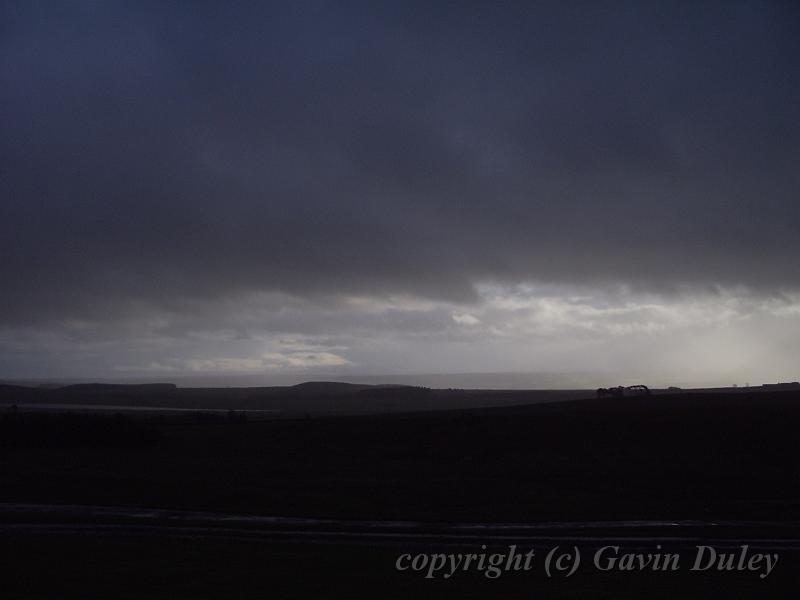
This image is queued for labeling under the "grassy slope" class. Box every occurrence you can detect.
[2,390,799,522]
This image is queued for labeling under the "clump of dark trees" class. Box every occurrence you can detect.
[1,410,162,449]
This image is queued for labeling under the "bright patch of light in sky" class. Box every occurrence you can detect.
[2,284,799,387]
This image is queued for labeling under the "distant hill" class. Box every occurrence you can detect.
[0,380,587,414]
[287,381,375,395]
[0,384,32,392]
[11,380,795,417]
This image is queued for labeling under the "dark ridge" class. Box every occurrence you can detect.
[355,385,432,398]
[0,385,52,402]
[0,384,32,392]
[288,381,376,395]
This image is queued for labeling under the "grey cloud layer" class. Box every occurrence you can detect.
[3,1,800,328]
[3,284,800,384]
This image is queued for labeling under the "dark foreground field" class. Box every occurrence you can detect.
[2,387,800,597]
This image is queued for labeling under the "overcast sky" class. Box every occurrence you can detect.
[2,1,800,386]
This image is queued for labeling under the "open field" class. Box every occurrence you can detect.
[3,387,800,521]
[3,386,800,597]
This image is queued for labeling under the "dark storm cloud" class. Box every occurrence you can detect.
[3,0,800,326]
